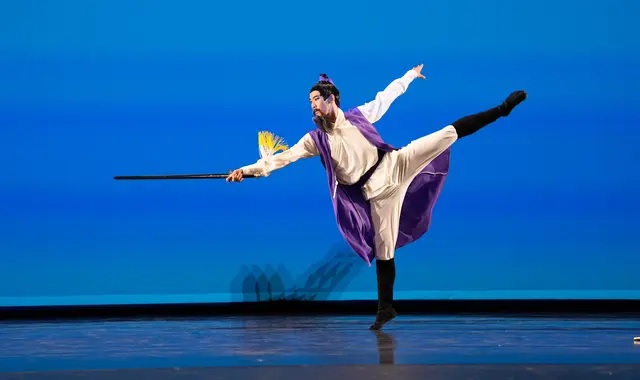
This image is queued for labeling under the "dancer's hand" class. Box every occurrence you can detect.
[412,64,426,79]
[226,169,244,182]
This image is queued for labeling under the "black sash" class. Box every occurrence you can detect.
[353,149,386,188]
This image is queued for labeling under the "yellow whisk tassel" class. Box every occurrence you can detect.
[258,130,288,158]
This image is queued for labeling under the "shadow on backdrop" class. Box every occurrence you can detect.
[230,242,363,302]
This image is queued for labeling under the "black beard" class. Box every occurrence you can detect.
[313,115,335,133]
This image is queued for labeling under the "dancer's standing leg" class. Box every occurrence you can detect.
[367,90,527,330]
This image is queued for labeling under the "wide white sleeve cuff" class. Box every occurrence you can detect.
[240,160,266,177]
[238,133,318,177]
[356,69,419,124]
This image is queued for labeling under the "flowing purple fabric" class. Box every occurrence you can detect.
[308,107,451,265]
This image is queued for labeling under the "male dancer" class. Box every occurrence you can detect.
[227,64,527,330]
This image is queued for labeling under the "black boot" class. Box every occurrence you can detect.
[370,258,397,330]
[499,90,528,116]
[452,90,527,138]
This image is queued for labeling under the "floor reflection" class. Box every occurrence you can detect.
[373,330,396,364]
[1,314,640,373]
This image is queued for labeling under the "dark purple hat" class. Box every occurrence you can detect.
[319,73,334,85]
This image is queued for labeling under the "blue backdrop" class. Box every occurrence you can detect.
[1,0,638,307]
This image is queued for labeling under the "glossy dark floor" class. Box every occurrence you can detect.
[2,314,640,379]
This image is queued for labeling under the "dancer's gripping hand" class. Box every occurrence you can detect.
[226,169,244,182]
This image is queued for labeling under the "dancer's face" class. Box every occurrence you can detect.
[309,90,334,118]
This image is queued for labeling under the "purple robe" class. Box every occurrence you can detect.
[308,107,451,266]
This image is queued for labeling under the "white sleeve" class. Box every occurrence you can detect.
[356,69,419,124]
[240,133,319,177]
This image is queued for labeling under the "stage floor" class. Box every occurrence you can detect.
[1,314,640,379]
